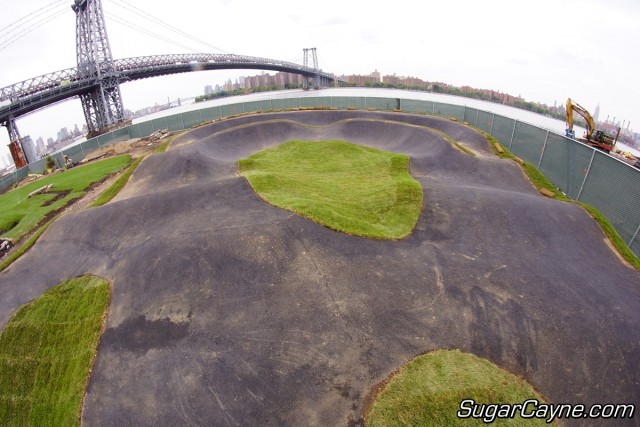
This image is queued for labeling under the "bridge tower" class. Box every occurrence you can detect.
[72,0,125,136]
[5,114,21,143]
[303,48,320,90]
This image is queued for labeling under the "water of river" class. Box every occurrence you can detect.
[133,87,640,157]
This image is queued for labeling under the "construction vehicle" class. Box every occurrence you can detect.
[566,98,620,152]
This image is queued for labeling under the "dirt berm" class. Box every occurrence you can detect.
[1,110,638,426]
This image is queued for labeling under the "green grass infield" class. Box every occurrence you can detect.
[0,155,131,240]
[239,140,423,239]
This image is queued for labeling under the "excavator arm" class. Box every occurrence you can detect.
[566,98,596,139]
[565,98,619,152]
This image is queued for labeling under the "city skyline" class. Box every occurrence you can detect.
[1,0,639,162]
[1,63,636,172]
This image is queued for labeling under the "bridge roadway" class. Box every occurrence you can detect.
[0,53,336,124]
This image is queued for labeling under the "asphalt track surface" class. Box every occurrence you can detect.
[1,110,639,426]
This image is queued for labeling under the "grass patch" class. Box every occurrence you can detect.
[0,155,131,240]
[366,349,551,426]
[0,275,111,426]
[90,156,144,207]
[154,140,171,154]
[487,133,640,270]
[238,140,423,239]
[154,131,185,154]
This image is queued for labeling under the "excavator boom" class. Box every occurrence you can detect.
[566,98,596,139]
[565,98,618,152]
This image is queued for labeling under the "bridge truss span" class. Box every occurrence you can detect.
[0,67,88,103]
[114,53,330,81]
[1,53,336,126]
[1,53,335,104]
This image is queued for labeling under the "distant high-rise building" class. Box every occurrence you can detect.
[20,136,38,164]
[36,137,45,155]
[215,84,222,93]
[204,85,214,95]
[57,127,70,142]
[594,103,600,123]
[47,137,55,149]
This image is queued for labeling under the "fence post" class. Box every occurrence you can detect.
[577,149,596,201]
[509,120,517,150]
[475,109,479,127]
[537,130,550,169]
[489,113,495,135]
[629,223,640,247]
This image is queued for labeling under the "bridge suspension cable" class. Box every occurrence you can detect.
[105,0,229,54]
[0,0,71,52]
[104,12,201,53]
[0,0,67,37]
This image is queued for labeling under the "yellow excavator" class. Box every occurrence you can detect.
[565,98,620,152]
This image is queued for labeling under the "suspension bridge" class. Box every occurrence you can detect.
[0,0,338,165]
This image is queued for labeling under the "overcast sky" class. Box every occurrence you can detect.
[1,0,639,160]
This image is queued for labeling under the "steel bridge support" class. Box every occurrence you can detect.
[303,47,321,90]
[72,0,125,136]
[2,114,28,168]
[3,114,21,142]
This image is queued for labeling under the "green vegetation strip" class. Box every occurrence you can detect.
[154,131,184,154]
[487,134,640,270]
[0,155,131,240]
[486,135,569,202]
[239,140,423,239]
[90,156,144,207]
[154,140,171,154]
[428,127,476,157]
[0,275,110,426]
[366,349,550,426]
[0,215,59,273]
[578,203,640,270]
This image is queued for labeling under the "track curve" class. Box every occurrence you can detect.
[0,110,638,426]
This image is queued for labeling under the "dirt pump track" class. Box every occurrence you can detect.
[0,110,639,426]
